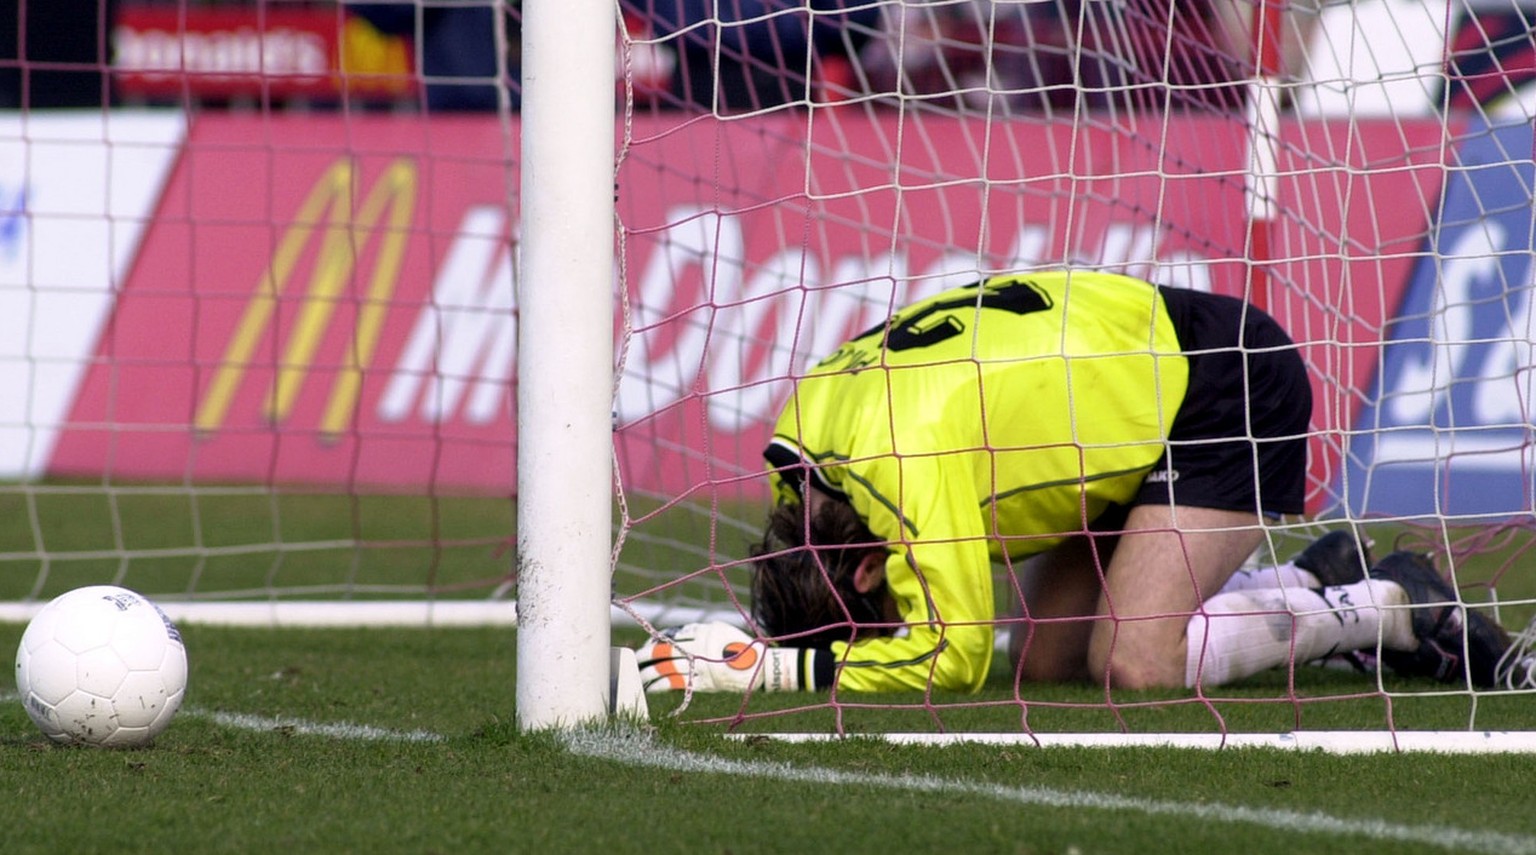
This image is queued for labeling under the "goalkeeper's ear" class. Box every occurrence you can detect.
[852,552,886,594]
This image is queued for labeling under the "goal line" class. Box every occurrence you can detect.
[745,730,1536,755]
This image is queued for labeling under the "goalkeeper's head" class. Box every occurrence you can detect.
[748,496,892,650]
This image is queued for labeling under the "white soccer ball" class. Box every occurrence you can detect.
[14,586,188,748]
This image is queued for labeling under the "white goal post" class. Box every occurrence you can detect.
[513,0,617,730]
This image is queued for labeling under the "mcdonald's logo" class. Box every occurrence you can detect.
[195,156,418,439]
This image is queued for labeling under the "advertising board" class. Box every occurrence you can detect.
[24,110,1514,518]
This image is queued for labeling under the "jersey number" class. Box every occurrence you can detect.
[863,278,1054,352]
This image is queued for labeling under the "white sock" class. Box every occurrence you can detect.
[1219,560,1321,592]
[1185,580,1414,688]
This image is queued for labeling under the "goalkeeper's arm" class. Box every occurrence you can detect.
[635,621,832,693]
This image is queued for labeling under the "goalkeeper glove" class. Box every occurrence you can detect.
[636,621,802,693]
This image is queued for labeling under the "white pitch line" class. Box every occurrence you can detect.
[563,729,1536,855]
[196,710,444,743]
[0,692,444,743]
[6,692,1533,853]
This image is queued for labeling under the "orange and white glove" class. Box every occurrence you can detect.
[635,621,801,693]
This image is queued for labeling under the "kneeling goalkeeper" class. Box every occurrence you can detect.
[637,270,1511,694]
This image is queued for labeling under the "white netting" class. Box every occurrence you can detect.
[610,0,1536,729]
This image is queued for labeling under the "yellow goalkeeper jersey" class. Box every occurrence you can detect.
[765,271,1190,693]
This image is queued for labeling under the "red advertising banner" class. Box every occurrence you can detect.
[608,111,1449,511]
[49,112,1452,507]
[51,115,516,489]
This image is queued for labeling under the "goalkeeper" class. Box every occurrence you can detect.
[637,270,1512,694]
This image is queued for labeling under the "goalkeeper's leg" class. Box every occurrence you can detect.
[1007,521,1360,684]
[1186,580,1415,688]
[1221,529,1373,592]
[1085,503,1268,689]
[1009,518,1409,689]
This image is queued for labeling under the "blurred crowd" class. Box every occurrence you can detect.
[1,0,1533,115]
[630,0,1259,114]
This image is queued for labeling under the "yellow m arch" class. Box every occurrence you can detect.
[195,157,417,439]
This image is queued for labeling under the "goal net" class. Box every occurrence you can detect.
[2,0,1535,742]
[609,0,1536,741]
[0,0,535,627]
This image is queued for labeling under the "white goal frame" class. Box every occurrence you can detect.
[512,0,617,731]
[5,0,1532,754]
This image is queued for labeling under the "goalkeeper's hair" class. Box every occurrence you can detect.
[749,498,889,649]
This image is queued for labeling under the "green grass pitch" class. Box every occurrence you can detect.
[4,623,1536,854]
[2,489,1536,852]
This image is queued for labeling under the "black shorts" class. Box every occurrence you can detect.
[1129,287,1311,517]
